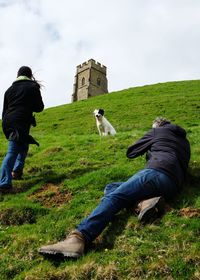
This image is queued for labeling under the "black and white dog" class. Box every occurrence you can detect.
[93,109,116,136]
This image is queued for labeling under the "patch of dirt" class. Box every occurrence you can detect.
[0,207,37,226]
[179,207,200,218]
[29,183,72,208]
[43,147,63,155]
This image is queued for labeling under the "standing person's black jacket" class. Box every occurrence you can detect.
[2,79,44,145]
[126,123,191,188]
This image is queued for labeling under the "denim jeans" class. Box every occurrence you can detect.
[0,140,28,187]
[77,168,178,243]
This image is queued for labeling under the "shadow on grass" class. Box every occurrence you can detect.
[1,164,105,198]
[187,167,200,187]
[9,171,67,194]
[0,172,67,198]
[25,165,102,188]
[28,163,104,181]
[166,167,200,209]
[40,253,78,267]
[90,209,131,252]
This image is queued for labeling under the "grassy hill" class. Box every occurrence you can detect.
[0,80,199,280]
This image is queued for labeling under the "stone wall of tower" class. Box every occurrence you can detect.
[72,59,108,102]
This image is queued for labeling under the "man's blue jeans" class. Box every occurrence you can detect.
[77,168,178,243]
[0,140,28,187]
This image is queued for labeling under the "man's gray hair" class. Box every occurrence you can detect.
[152,117,171,128]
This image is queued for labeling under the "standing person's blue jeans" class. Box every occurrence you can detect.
[0,140,28,188]
[77,168,178,243]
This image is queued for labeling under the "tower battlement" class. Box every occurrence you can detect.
[76,59,107,74]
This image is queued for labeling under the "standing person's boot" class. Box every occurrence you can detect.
[38,230,85,258]
[12,170,23,180]
[137,197,165,224]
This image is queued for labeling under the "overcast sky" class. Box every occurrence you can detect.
[0,0,200,112]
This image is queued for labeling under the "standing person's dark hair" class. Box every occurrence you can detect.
[0,66,44,192]
[17,66,33,79]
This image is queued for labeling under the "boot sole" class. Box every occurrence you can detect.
[38,248,82,258]
[138,197,165,224]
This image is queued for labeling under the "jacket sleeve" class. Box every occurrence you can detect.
[31,85,44,113]
[126,130,154,159]
[2,92,8,119]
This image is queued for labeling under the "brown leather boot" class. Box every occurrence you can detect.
[137,197,165,224]
[38,230,85,258]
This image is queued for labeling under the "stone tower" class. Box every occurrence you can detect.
[72,59,108,102]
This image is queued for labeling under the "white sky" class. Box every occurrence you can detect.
[0,0,200,112]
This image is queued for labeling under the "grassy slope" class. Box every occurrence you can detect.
[0,80,199,280]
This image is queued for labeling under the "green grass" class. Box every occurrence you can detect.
[0,80,200,280]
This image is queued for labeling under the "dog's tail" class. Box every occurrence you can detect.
[110,128,116,135]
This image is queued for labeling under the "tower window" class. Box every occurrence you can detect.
[82,77,85,86]
[97,78,101,86]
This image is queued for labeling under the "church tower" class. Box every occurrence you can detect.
[72,59,108,102]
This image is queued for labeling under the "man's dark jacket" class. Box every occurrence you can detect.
[2,79,44,145]
[126,123,190,187]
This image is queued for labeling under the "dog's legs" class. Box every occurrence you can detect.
[98,127,102,136]
[104,128,109,136]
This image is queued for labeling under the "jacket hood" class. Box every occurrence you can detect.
[15,75,31,82]
[162,123,186,138]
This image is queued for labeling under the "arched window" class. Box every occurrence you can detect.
[82,77,85,86]
[97,78,101,86]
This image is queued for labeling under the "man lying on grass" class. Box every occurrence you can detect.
[39,117,190,259]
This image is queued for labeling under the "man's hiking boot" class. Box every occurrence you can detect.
[38,230,85,258]
[12,170,23,180]
[137,196,165,224]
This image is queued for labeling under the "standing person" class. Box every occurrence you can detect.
[0,66,44,192]
[39,117,190,259]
